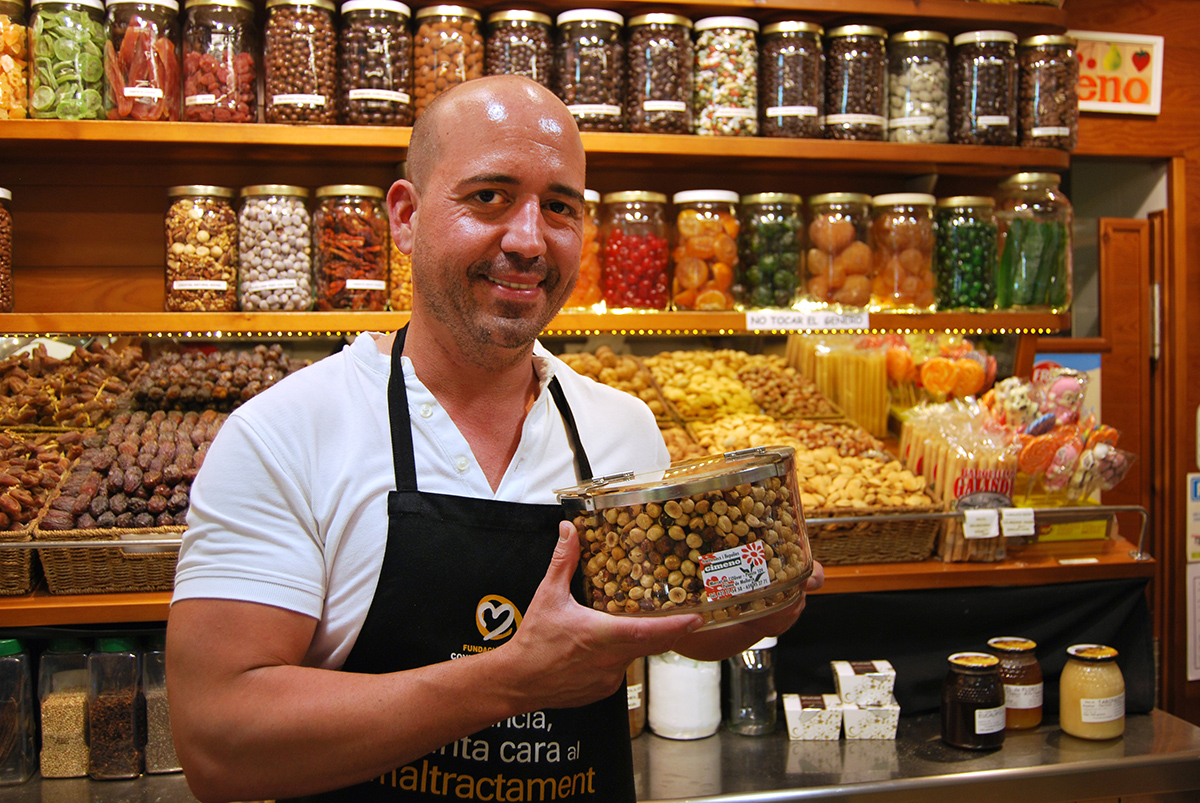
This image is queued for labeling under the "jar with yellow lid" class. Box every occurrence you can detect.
[987,636,1043,730]
[759,22,823,139]
[564,189,602,309]
[238,184,312,311]
[600,191,669,310]
[104,0,180,121]
[165,185,239,312]
[1060,644,1124,740]
[805,192,871,307]
[737,193,801,309]
[941,651,1006,750]
[1018,35,1078,151]
[412,5,483,117]
[313,185,389,311]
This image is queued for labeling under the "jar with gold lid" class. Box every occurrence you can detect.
[987,636,1043,730]
[1060,644,1125,740]
[0,0,28,118]
[671,190,739,311]
[264,0,338,124]
[941,651,1006,750]
[183,0,256,122]
[600,191,669,310]
[165,185,239,312]
[313,184,389,311]
[413,5,484,117]
[563,189,602,309]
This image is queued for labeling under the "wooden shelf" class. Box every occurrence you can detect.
[0,590,172,628]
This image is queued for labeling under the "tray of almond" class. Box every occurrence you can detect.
[688,415,885,457]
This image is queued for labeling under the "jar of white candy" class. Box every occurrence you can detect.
[887,30,950,143]
[237,184,314,311]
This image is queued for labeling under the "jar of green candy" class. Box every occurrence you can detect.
[995,172,1072,312]
[736,192,802,309]
[29,0,107,119]
[935,196,997,310]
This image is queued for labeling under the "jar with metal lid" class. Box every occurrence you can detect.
[942,651,1006,750]
[648,652,721,739]
[339,0,413,126]
[737,192,802,309]
[105,0,181,121]
[412,5,483,117]
[887,30,949,143]
[142,634,180,774]
[1019,35,1078,151]
[671,189,739,311]
[951,30,1018,146]
[38,638,90,779]
[87,637,142,780]
[29,0,107,119]
[824,25,887,141]
[264,0,336,124]
[987,636,1043,730]
[600,191,669,310]
[486,10,553,88]
[935,196,997,311]
[564,189,602,309]
[726,636,778,735]
[693,16,758,136]
[994,172,1072,311]
[1060,644,1125,740]
[0,188,11,313]
[238,184,313,311]
[870,193,936,309]
[627,656,646,738]
[759,22,823,139]
[314,184,389,311]
[805,192,872,307]
[182,0,256,122]
[165,185,239,312]
[0,639,34,785]
[555,8,624,132]
[626,13,692,135]
[0,0,28,118]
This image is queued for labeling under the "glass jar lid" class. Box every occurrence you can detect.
[673,189,739,205]
[106,0,178,11]
[741,192,801,205]
[948,651,1000,670]
[0,188,10,202]
[556,8,622,26]
[240,184,310,199]
[627,12,691,28]
[415,4,481,21]
[1019,34,1076,48]
[266,0,334,10]
[694,16,759,33]
[487,9,550,25]
[873,192,936,207]
[1067,644,1119,662]
[584,189,600,203]
[168,185,235,199]
[938,195,995,208]
[889,29,949,45]
[33,0,104,8]
[827,24,886,39]
[953,29,1018,47]
[988,636,1037,653]
[342,0,411,15]
[1000,172,1062,189]
[762,20,822,36]
[808,192,872,207]
[185,0,253,10]
[315,184,386,199]
[603,191,666,204]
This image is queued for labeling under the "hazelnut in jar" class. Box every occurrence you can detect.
[485,10,553,88]
[165,185,239,312]
[183,0,257,123]
[870,193,936,310]
[671,190,739,311]
[555,8,624,132]
[313,185,389,311]
[339,0,413,126]
[805,192,871,308]
[412,5,483,117]
[626,14,692,135]
[600,191,669,310]
[264,0,338,124]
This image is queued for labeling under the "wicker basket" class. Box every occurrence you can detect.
[0,526,35,595]
[34,526,183,595]
[805,500,945,566]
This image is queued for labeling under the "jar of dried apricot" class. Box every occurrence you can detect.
[870,192,936,310]
[805,192,872,307]
[671,190,739,310]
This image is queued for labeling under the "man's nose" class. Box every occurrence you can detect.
[502,198,548,259]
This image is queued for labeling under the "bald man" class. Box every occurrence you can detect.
[167,76,820,803]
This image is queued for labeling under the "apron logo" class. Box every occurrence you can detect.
[476,595,523,641]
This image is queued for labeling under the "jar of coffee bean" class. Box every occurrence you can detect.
[870,193,937,310]
[556,8,624,132]
[264,0,337,124]
[28,0,107,120]
[313,185,389,311]
[600,191,670,310]
[626,13,692,135]
[759,21,823,139]
[805,192,871,307]
[0,187,11,313]
[486,10,553,88]
[935,196,997,311]
[825,25,887,141]
[339,0,413,126]
[104,0,181,121]
[693,16,758,136]
[1019,35,1078,151]
[238,184,313,311]
[182,0,257,123]
[737,193,802,310]
[413,5,483,117]
[887,30,950,144]
[165,185,239,312]
[951,30,1018,146]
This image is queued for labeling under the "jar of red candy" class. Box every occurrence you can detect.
[671,189,739,310]
[182,0,256,122]
[563,189,602,309]
[600,191,669,310]
[104,0,181,121]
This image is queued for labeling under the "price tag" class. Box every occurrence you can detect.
[745,310,869,332]
[1000,507,1036,538]
[962,509,1000,539]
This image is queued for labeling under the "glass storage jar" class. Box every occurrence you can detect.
[805,192,871,307]
[0,187,10,313]
[314,184,389,311]
[182,0,256,122]
[555,8,624,132]
[951,30,1018,146]
[264,0,337,124]
[626,13,692,135]
[600,191,669,310]
[934,196,997,311]
[870,192,936,310]
[105,0,180,121]
[824,25,887,141]
[1019,35,1078,151]
[627,656,646,738]
[165,185,239,312]
[671,189,739,311]
[143,634,180,773]
[486,10,553,88]
[0,0,28,118]
[339,0,413,126]
[412,5,483,117]
[759,21,823,139]
[1060,644,1125,740]
[737,192,802,309]
[887,30,950,143]
[0,639,34,786]
[726,636,778,735]
[994,171,1072,311]
[987,636,1043,730]
[692,16,758,136]
[38,638,90,779]
[238,184,313,311]
[29,0,107,119]
[564,189,602,309]
[941,651,1006,750]
[87,637,142,780]
[648,652,721,739]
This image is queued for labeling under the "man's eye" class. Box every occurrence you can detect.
[476,190,502,204]
[547,200,577,217]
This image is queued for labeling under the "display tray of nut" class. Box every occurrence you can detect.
[557,346,675,425]
[557,446,813,630]
[688,415,885,458]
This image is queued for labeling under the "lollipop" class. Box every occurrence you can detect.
[1085,424,1120,451]
[1043,438,1083,493]
[1017,432,1062,476]
[920,356,957,397]
[952,357,986,398]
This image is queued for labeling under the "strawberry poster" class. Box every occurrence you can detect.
[1069,30,1164,115]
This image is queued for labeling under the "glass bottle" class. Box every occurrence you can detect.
[648,651,721,740]
[759,21,823,139]
[313,185,389,311]
[104,0,181,121]
[987,636,1043,730]
[412,5,484,118]
[0,639,34,786]
[804,192,872,307]
[87,637,143,780]
[627,656,646,738]
[0,187,11,313]
[143,634,181,773]
[887,30,950,143]
[934,196,997,311]
[725,636,778,735]
[564,189,602,309]
[1019,35,1078,151]
[555,8,624,132]
[264,0,338,124]
[1060,644,1125,740]
[29,0,108,120]
[941,651,1006,750]
[824,25,887,141]
[238,184,313,311]
[600,191,669,310]
[625,13,692,135]
[870,192,936,309]
[994,171,1073,312]
[38,638,91,778]
[0,0,28,118]
[671,190,739,311]
[165,185,239,312]
[485,10,553,88]
[182,0,256,122]
[951,30,1018,146]
[339,0,413,126]
[692,16,758,137]
[737,192,802,309]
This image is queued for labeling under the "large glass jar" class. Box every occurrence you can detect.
[759,21,823,139]
[486,10,553,88]
[887,30,949,143]
[0,639,34,786]
[143,634,180,773]
[693,16,758,136]
[314,185,389,311]
[626,13,692,135]
[182,0,256,122]
[870,192,936,310]
[0,188,10,313]
[412,5,483,117]
[264,0,337,124]
[805,192,871,307]
[555,8,624,132]
[934,196,997,311]
[238,184,313,311]
[339,0,413,126]
[1060,644,1125,740]
[941,652,1006,750]
[29,0,107,119]
[38,638,90,779]
[671,190,739,311]
[564,189,602,309]
[824,25,887,141]
[737,192,802,309]
[87,638,142,780]
[952,30,1018,146]
[104,0,181,121]
[994,172,1072,311]
[987,636,1043,730]
[0,0,28,118]
[165,185,239,312]
[600,191,669,310]
[1019,35,1078,151]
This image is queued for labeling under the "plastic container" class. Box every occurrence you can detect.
[0,640,34,786]
[987,636,1043,730]
[726,636,778,735]
[485,10,553,88]
[412,5,483,117]
[736,192,802,309]
[0,188,11,313]
[951,30,1018,146]
[870,193,936,309]
[264,0,338,124]
[599,191,670,310]
[626,13,692,135]
[934,196,997,311]
[555,8,624,132]
[887,30,950,143]
[104,0,181,121]
[0,0,28,118]
[182,0,256,122]
[805,192,872,307]
[824,25,887,141]
[143,634,181,773]
[165,185,239,312]
[627,656,646,738]
[1019,35,1078,151]
[693,16,758,136]
[564,189,602,309]
[238,184,313,311]
[313,184,389,311]
[1060,644,1125,740]
[339,0,413,126]
[671,189,739,311]
[648,652,721,739]
[38,638,91,778]
[759,21,823,139]
[941,651,1006,750]
[994,172,1072,311]
[87,637,142,780]
[29,0,108,120]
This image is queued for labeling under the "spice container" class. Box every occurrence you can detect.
[934,196,997,311]
[805,192,872,307]
[0,188,11,313]
[105,0,181,121]
[143,634,180,773]
[870,193,936,310]
[38,638,91,778]
[238,184,313,311]
[627,656,646,738]
[726,636,778,735]
[412,5,483,117]
[824,25,887,141]
[648,652,721,739]
[555,8,624,132]
[671,190,739,311]
[339,0,413,126]
[165,185,239,312]
[264,0,337,124]
[564,189,602,309]
[626,14,692,135]
[887,30,950,144]
[0,0,28,118]
[737,193,802,309]
[1060,644,1125,740]
[182,0,256,122]
[693,16,758,136]
[314,185,389,311]
[87,637,143,780]
[994,172,1072,311]
[486,10,553,88]
[987,636,1043,730]
[1019,35,1078,151]
[557,446,813,629]
[759,22,823,139]
[951,30,1018,146]
[600,191,670,310]
[941,651,1006,750]
[0,640,34,785]
[29,0,108,119]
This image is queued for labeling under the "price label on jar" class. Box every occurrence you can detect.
[746,310,869,332]
[173,280,228,291]
[643,100,687,113]
[699,542,770,601]
[766,105,818,118]
[345,279,386,291]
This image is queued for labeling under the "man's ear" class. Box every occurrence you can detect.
[387,179,419,255]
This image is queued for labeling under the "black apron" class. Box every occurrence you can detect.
[291,328,635,802]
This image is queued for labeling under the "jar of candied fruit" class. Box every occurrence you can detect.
[600,191,670,310]
[671,190,739,310]
[805,192,872,307]
[564,189,603,309]
[870,192,937,310]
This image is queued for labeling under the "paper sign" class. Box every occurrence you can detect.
[1069,30,1163,115]
[1188,473,1200,562]
[745,310,869,332]
[962,509,999,539]
[1001,508,1036,538]
[1189,563,1200,681]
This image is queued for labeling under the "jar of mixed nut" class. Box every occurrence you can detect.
[935,196,997,311]
[692,16,758,136]
[165,185,239,312]
[1019,35,1078,151]
[182,0,257,123]
[412,5,483,117]
[264,0,338,124]
[313,185,389,311]
[951,30,1018,146]
[672,190,739,311]
[0,187,11,313]
[238,184,313,311]
[564,189,602,309]
[600,191,669,310]
[556,8,624,132]
[104,0,180,121]
[737,193,802,310]
[824,25,887,141]
[759,21,823,139]
[995,172,1072,311]
[887,30,950,143]
[870,193,936,310]
[339,0,413,126]
[28,0,107,119]
[486,10,553,88]
[0,0,28,118]
[805,192,871,307]
[625,13,692,135]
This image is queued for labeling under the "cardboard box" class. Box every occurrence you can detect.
[783,693,843,741]
[842,696,900,740]
[831,660,896,706]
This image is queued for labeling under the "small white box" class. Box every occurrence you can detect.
[831,660,896,706]
[783,694,843,741]
[842,696,900,740]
